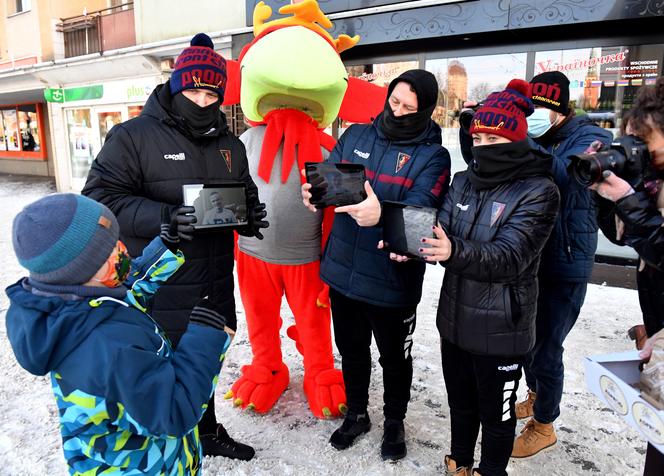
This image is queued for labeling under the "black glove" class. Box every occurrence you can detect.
[189,298,227,332]
[307,171,329,206]
[237,191,269,240]
[160,204,196,252]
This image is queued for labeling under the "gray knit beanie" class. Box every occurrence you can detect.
[12,193,119,285]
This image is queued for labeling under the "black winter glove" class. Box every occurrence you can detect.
[237,191,269,240]
[189,298,228,332]
[160,204,196,252]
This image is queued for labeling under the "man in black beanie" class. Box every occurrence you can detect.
[512,70,613,458]
[82,33,267,461]
[302,69,451,461]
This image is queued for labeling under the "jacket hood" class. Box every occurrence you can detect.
[373,112,443,145]
[141,81,230,137]
[5,279,114,376]
[540,113,595,145]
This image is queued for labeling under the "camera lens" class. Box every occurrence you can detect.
[572,153,603,187]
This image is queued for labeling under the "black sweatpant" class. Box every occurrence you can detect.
[441,340,523,476]
[330,288,416,421]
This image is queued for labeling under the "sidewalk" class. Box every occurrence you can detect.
[0,174,647,475]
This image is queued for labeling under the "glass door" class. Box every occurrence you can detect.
[66,108,95,191]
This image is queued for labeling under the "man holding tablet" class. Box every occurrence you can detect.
[82,33,266,461]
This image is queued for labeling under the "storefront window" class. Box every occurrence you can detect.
[534,44,663,135]
[0,103,46,158]
[17,104,40,152]
[1,108,20,151]
[66,108,95,181]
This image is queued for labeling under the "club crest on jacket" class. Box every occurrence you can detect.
[220,149,231,172]
[396,152,411,173]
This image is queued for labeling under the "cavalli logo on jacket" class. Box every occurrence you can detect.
[163,153,185,161]
[395,152,411,173]
[220,149,231,172]
[353,149,370,159]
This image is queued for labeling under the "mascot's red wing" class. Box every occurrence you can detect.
[222,59,241,106]
[338,77,388,123]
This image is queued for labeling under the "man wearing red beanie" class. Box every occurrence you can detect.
[423,80,560,476]
[83,33,268,461]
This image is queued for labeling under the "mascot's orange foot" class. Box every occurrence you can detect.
[225,362,289,414]
[304,368,347,419]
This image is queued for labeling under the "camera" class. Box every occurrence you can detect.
[459,102,483,132]
[570,135,652,188]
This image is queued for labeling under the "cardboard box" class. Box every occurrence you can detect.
[585,351,664,453]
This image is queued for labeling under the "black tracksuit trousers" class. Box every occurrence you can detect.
[441,340,523,476]
[330,288,417,421]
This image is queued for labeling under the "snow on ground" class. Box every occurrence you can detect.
[0,174,648,475]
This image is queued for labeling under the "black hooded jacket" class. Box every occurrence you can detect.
[82,81,259,342]
[436,146,560,356]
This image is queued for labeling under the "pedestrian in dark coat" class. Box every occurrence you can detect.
[422,79,559,476]
[302,69,451,461]
[82,33,266,461]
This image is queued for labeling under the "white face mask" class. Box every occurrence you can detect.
[527,108,554,138]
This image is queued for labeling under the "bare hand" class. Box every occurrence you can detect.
[301,169,317,212]
[335,181,381,227]
[419,224,452,262]
[639,329,664,361]
[377,240,410,262]
[590,171,634,202]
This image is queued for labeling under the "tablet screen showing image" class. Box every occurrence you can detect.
[382,201,438,260]
[304,162,367,208]
[182,183,248,230]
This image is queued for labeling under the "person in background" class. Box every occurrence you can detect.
[302,69,451,461]
[425,79,559,476]
[511,71,613,458]
[6,193,232,475]
[592,77,664,476]
[82,33,267,460]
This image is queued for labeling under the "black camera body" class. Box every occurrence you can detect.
[570,135,652,188]
[459,102,483,132]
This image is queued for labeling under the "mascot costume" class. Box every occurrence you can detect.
[221,0,387,418]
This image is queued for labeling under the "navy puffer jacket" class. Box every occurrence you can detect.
[320,115,451,307]
[534,115,613,282]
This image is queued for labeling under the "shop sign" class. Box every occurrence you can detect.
[44,85,104,103]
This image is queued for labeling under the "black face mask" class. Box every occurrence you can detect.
[171,92,221,137]
[380,103,435,142]
[467,139,552,190]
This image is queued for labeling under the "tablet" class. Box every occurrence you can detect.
[305,162,367,208]
[382,200,438,260]
[182,183,248,230]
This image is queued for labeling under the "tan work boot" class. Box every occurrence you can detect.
[511,418,557,458]
[515,389,536,419]
[444,455,473,475]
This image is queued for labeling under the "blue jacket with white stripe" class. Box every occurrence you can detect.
[320,114,451,307]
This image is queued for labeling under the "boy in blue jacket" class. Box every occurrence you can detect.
[6,193,235,475]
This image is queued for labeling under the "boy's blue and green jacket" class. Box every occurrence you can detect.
[6,237,231,475]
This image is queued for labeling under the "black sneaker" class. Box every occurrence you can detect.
[329,413,371,450]
[381,418,406,461]
[200,423,255,461]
